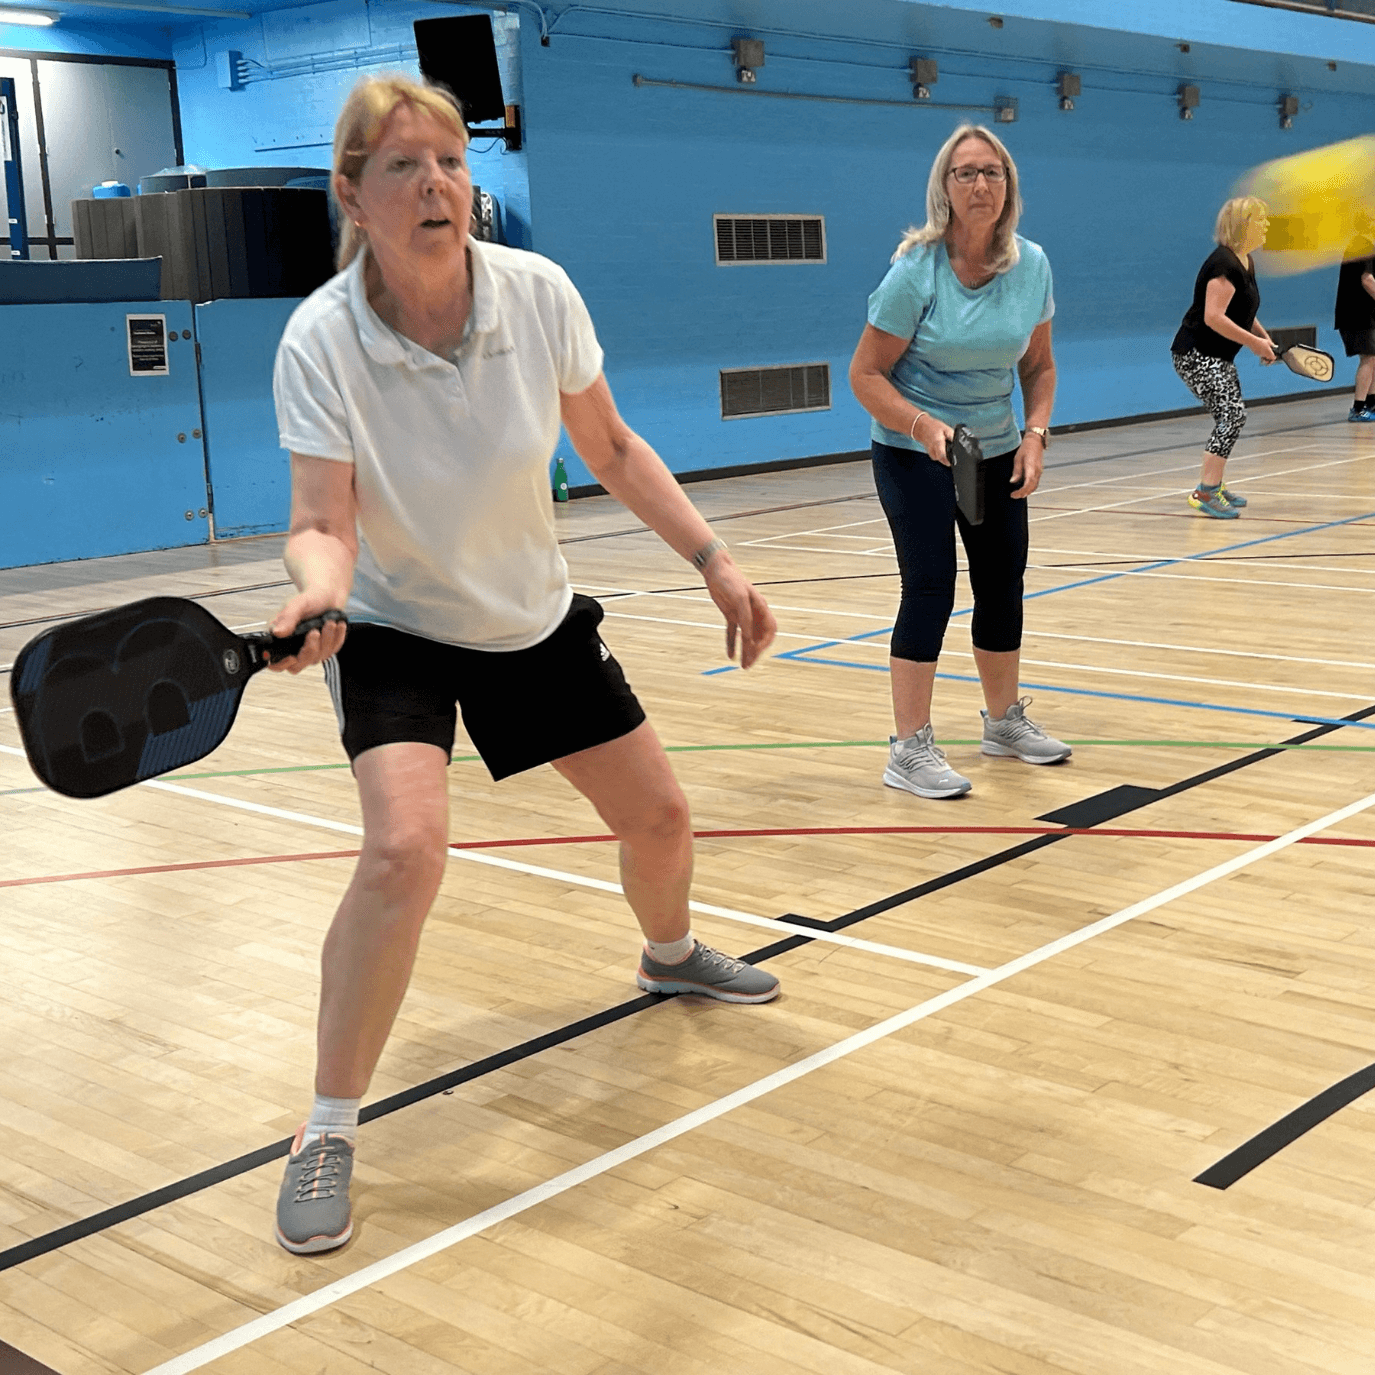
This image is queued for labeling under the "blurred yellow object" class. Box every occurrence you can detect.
[1235,134,1375,275]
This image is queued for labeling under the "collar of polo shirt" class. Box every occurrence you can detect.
[347,239,501,369]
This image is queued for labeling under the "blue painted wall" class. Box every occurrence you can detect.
[515,1,1375,486]
[170,1,531,247]
[26,0,1361,525]
[0,22,171,58]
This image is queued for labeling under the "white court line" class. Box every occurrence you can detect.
[139,786,1375,1375]
[1217,491,1375,502]
[603,608,1372,696]
[591,586,1375,684]
[0,750,985,977]
[1033,551,1375,578]
[1006,628,1375,672]
[776,637,1370,699]
[1035,451,1368,521]
[1129,570,1375,595]
[1035,443,1321,497]
[576,585,900,623]
[603,610,848,645]
[736,446,1342,553]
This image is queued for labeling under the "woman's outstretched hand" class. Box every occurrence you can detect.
[703,554,777,669]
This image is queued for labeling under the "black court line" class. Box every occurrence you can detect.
[0,1340,59,1375]
[0,704,1370,1274]
[1195,1061,1375,1189]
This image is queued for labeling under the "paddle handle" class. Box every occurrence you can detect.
[243,609,348,669]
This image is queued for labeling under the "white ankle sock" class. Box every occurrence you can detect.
[304,1093,360,1143]
[645,932,695,965]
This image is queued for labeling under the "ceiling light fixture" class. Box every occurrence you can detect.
[0,7,59,23]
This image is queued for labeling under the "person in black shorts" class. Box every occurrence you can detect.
[1334,220,1375,422]
[265,75,779,1256]
[1171,196,1279,518]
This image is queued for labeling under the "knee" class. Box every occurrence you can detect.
[358,823,449,904]
[621,788,692,849]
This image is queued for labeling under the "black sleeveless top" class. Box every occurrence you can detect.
[1171,246,1259,363]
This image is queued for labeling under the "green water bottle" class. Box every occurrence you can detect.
[553,453,569,503]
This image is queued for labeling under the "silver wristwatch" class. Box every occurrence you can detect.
[692,536,727,571]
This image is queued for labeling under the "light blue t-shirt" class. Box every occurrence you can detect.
[866,235,1054,456]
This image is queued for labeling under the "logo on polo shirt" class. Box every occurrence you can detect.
[482,345,515,359]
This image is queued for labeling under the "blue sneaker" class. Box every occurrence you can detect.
[1349,406,1375,423]
[1219,485,1247,507]
[1188,488,1239,519]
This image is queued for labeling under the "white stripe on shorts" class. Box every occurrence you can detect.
[322,654,346,736]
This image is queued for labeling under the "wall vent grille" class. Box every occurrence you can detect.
[720,363,831,419]
[715,215,825,264]
[1268,324,1318,352]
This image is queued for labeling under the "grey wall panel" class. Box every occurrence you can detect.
[36,60,176,236]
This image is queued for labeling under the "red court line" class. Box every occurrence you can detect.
[4,826,1374,890]
[0,850,361,889]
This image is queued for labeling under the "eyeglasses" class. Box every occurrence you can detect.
[948,165,1006,184]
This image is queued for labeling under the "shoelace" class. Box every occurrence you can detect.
[899,737,951,771]
[293,1144,343,1203]
[997,699,1048,742]
[690,943,739,974]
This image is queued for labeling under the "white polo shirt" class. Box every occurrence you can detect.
[273,239,604,651]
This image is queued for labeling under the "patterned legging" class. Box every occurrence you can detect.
[1172,349,1246,458]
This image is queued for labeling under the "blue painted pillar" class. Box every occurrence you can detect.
[0,76,29,261]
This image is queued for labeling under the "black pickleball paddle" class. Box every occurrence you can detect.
[949,423,988,525]
[9,596,345,798]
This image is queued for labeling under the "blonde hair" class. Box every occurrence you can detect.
[332,74,469,269]
[1214,196,1268,254]
[892,123,1023,271]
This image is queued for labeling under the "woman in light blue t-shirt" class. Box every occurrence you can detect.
[849,123,1070,801]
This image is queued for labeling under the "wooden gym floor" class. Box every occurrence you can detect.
[2,393,1375,1374]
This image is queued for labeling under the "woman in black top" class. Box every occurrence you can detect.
[1170,197,1278,518]
[1334,221,1375,422]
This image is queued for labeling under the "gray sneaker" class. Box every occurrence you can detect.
[275,1128,355,1254]
[980,697,1072,764]
[637,941,780,1003]
[882,725,972,799]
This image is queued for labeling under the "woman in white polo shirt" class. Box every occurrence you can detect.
[267,74,779,1255]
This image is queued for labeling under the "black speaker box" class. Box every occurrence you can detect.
[414,14,506,124]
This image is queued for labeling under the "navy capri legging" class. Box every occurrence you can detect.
[872,439,1029,663]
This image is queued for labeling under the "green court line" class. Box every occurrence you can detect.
[2,737,1369,793]
[151,735,1375,782]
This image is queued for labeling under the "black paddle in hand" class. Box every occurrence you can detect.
[9,596,346,798]
[949,424,989,526]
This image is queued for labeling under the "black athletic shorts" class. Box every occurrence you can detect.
[324,593,646,780]
[1340,327,1375,358]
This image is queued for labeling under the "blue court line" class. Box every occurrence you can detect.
[766,661,1375,731]
[704,507,1375,677]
